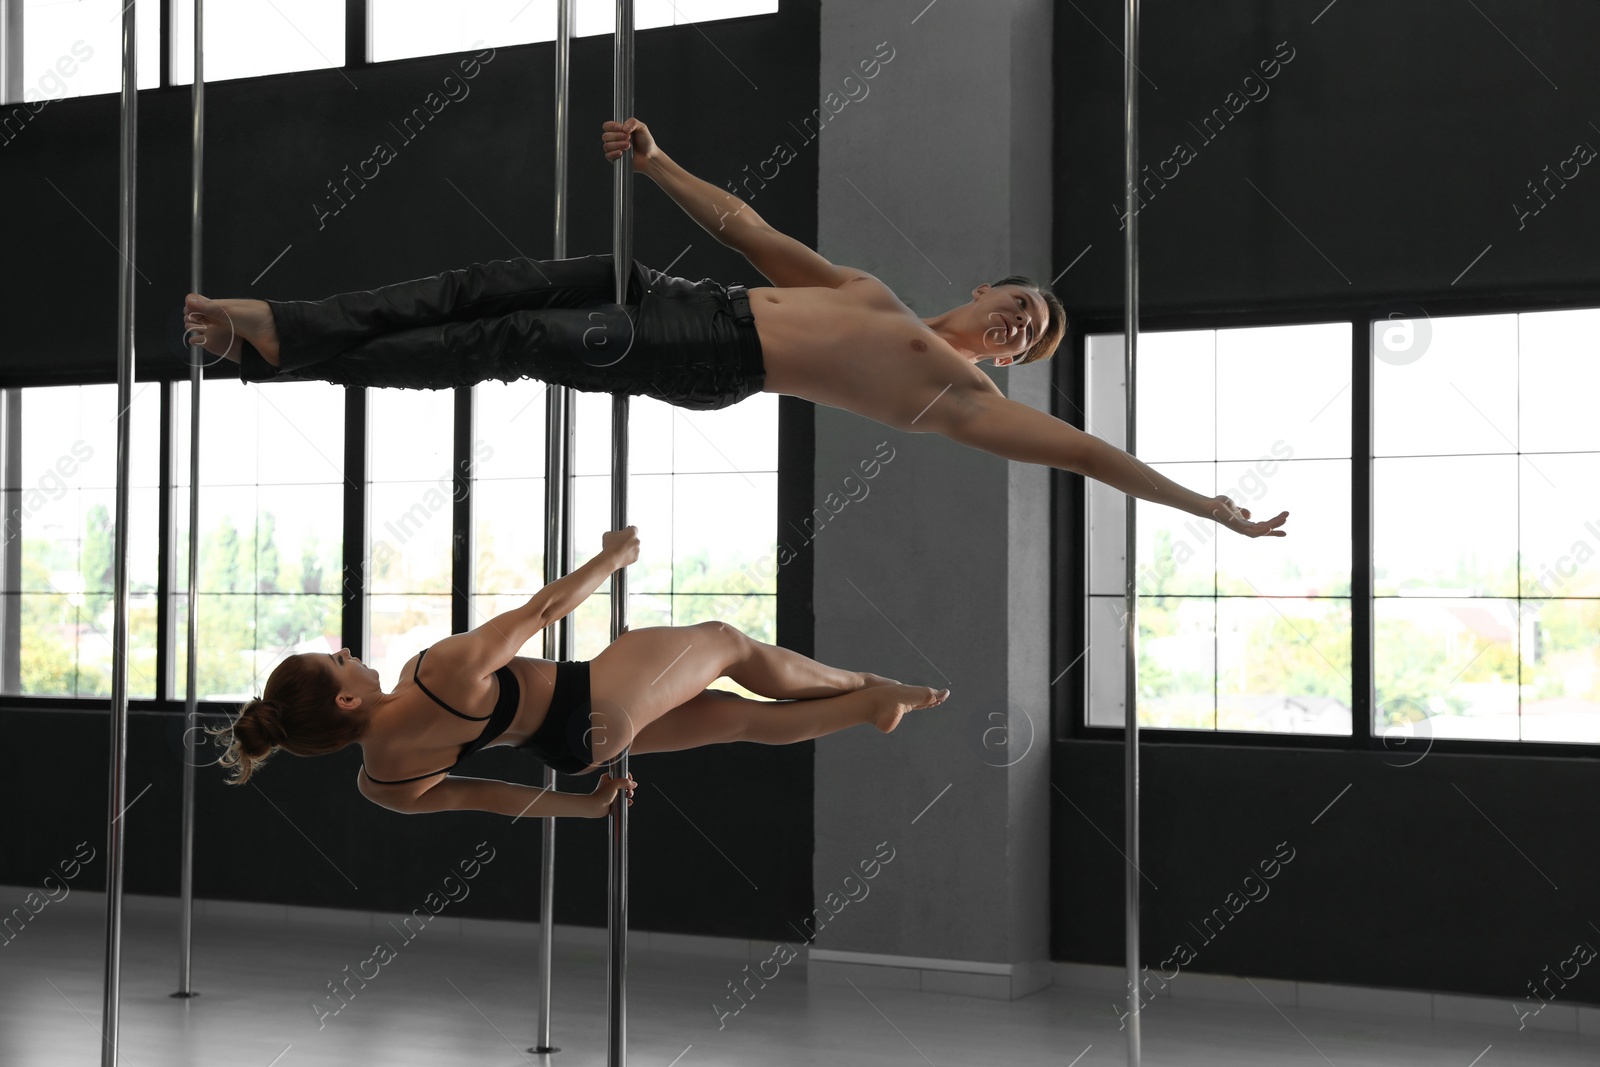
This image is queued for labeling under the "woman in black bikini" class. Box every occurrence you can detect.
[213,527,950,819]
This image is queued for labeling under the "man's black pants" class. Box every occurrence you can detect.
[238,253,766,412]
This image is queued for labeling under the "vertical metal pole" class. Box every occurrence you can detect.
[173,0,204,1001]
[530,0,575,1055]
[1121,0,1142,1064]
[607,4,634,1067]
[101,1,137,1063]
[0,0,23,106]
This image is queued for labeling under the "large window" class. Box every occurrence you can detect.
[470,384,778,673]
[371,0,780,64]
[2,378,778,709]
[1081,306,1600,747]
[367,388,455,686]
[571,390,779,659]
[1084,323,1354,736]
[170,0,346,86]
[16,0,160,103]
[9,0,339,103]
[1373,308,1600,743]
[3,385,161,698]
[468,381,554,657]
[5,0,779,106]
[172,379,345,703]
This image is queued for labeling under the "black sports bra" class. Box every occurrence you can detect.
[360,646,521,785]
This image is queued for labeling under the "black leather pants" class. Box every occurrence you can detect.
[239,253,766,412]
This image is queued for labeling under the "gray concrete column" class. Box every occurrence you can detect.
[808,0,1055,1000]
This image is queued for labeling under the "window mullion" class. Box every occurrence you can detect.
[2,389,20,693]
[342,387,368,659]
[346,0,369,68]
[1353,317,1374,747]
[452,386,473,635]
[154,380,173,701]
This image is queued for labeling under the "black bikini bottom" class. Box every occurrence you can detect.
[520,660,596,776]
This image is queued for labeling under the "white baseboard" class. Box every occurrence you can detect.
[1053,961,1600,1036]
[805,948,1052,1001]
[807,948,1012,974]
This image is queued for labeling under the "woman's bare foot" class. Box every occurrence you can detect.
[858,672,901,690]
[871,685,951,734]
[183,294,280,365]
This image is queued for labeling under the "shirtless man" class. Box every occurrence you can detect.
[184,118,1287,539]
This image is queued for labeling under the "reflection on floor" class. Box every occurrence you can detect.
[2,889,1596,1066]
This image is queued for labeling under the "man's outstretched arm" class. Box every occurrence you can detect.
[934,387,1289,537]
[603,118,857,289]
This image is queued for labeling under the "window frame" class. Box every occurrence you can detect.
[0,376,787,714]
[1053,287,1600,761]
[0,376,352,713]
[13,0,778,98]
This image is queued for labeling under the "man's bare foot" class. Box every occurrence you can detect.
[872,685,951,733]
[183,294,280,366]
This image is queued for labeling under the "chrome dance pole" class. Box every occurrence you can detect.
[607,2,634,1065]
[173,0,204,1002]
[530,0,575,1055]
[1121,0,1142,1063]
[0,0,22,104]
[102,1,138,1062]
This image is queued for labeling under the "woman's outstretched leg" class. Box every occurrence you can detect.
[626,685,952,758]
[712,622,898,700]
[587,621,913,767]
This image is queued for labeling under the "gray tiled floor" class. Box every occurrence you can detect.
[2,891,1596,1066]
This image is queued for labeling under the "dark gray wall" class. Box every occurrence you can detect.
[1051,0,1600,1006]
[0,4,821,940]
[1052,741,1600,1005]
[1053,0,1600,320]
[0,7,820,385]
[0,707,814,937]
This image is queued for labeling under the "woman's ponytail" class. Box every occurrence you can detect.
[211,698,280,784]
[207,653,354,785]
